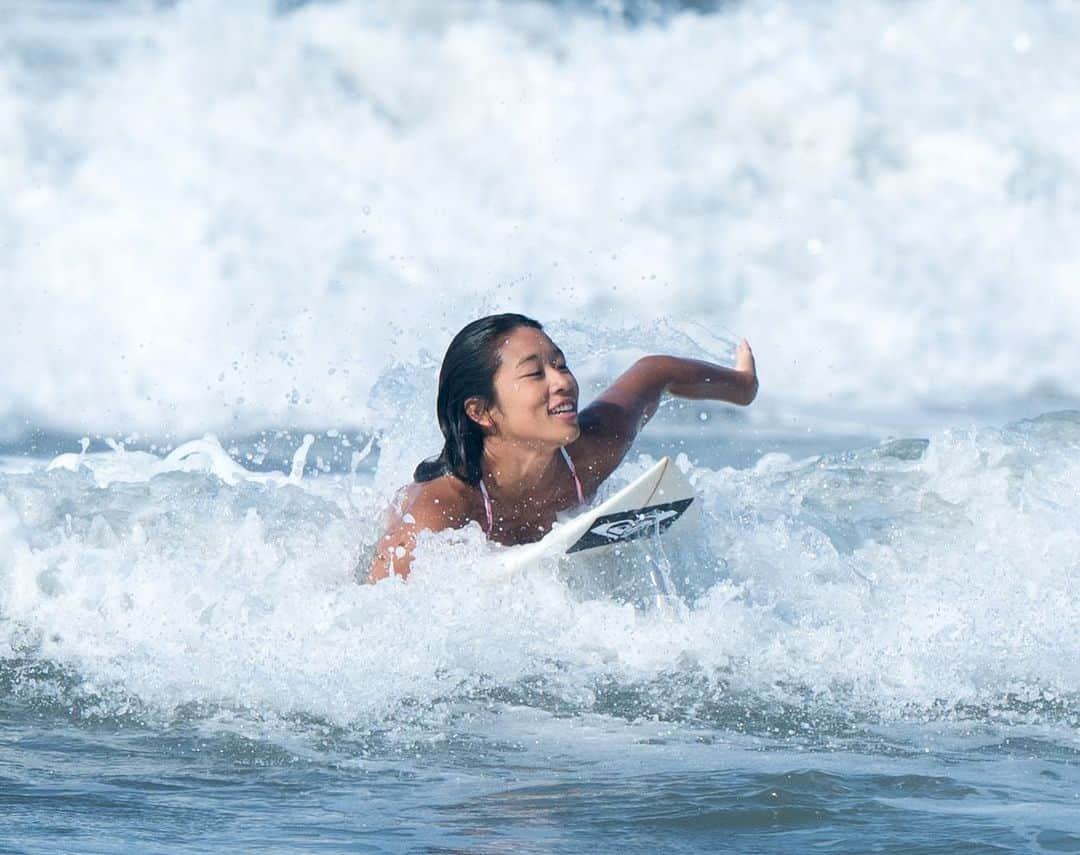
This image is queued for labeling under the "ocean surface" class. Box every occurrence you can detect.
[4,0,1080,852]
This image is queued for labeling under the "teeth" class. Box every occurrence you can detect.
[550,403,575,414]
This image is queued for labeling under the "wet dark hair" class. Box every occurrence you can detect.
[414,313,544,485]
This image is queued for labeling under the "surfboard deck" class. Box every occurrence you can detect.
[489,456,697,580]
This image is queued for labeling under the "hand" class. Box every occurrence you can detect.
[735,339,758,404]
[735,339,755,376]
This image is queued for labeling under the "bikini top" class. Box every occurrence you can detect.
[477,446,585,535]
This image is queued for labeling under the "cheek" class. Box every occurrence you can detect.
[497,384,533,420]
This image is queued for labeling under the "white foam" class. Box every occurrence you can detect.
[1,412,1078,724]
[43,434,314,488]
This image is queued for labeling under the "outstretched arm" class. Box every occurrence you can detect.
[569,340,758,489]
[647,340,758,406]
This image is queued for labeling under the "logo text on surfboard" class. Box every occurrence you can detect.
[566,498,694,553]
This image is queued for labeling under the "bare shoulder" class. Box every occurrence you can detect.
[564,358,670,495]
[365,474,479,583]
[563,403,633,497]
[395,475,477,531]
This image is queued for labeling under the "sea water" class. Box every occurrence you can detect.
[6,416,1080,852]
[4,0,1080,852]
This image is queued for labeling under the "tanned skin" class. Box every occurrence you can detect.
[367,328,758,582]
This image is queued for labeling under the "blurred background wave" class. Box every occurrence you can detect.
[3,0,1076,449]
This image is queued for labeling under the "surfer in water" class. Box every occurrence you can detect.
[366,313,757,582]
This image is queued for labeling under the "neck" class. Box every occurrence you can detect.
[480,437,562,500]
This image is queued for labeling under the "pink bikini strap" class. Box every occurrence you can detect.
[478,478,492,533]
[478,447,585,535]
[560,446,586,505]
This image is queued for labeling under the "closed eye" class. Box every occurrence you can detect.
[520,359,571,379]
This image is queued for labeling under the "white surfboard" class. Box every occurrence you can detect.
[489,456,698,581]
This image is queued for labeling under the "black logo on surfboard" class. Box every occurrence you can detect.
[566,498,694,554]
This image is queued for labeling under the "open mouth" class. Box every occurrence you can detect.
[548,402,577,420]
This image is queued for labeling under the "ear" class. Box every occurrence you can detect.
[464,397,495,430]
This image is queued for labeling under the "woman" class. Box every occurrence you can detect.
[367,313,757,582]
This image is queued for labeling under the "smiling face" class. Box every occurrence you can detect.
[472,326,580,447]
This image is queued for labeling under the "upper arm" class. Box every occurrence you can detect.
[365,481,470,583]
[567,357,670,490]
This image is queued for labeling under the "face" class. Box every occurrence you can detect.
[471,326,580,447]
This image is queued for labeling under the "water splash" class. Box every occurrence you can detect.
[1,411,1078,731]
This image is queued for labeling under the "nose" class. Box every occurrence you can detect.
[548,364,576,395]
